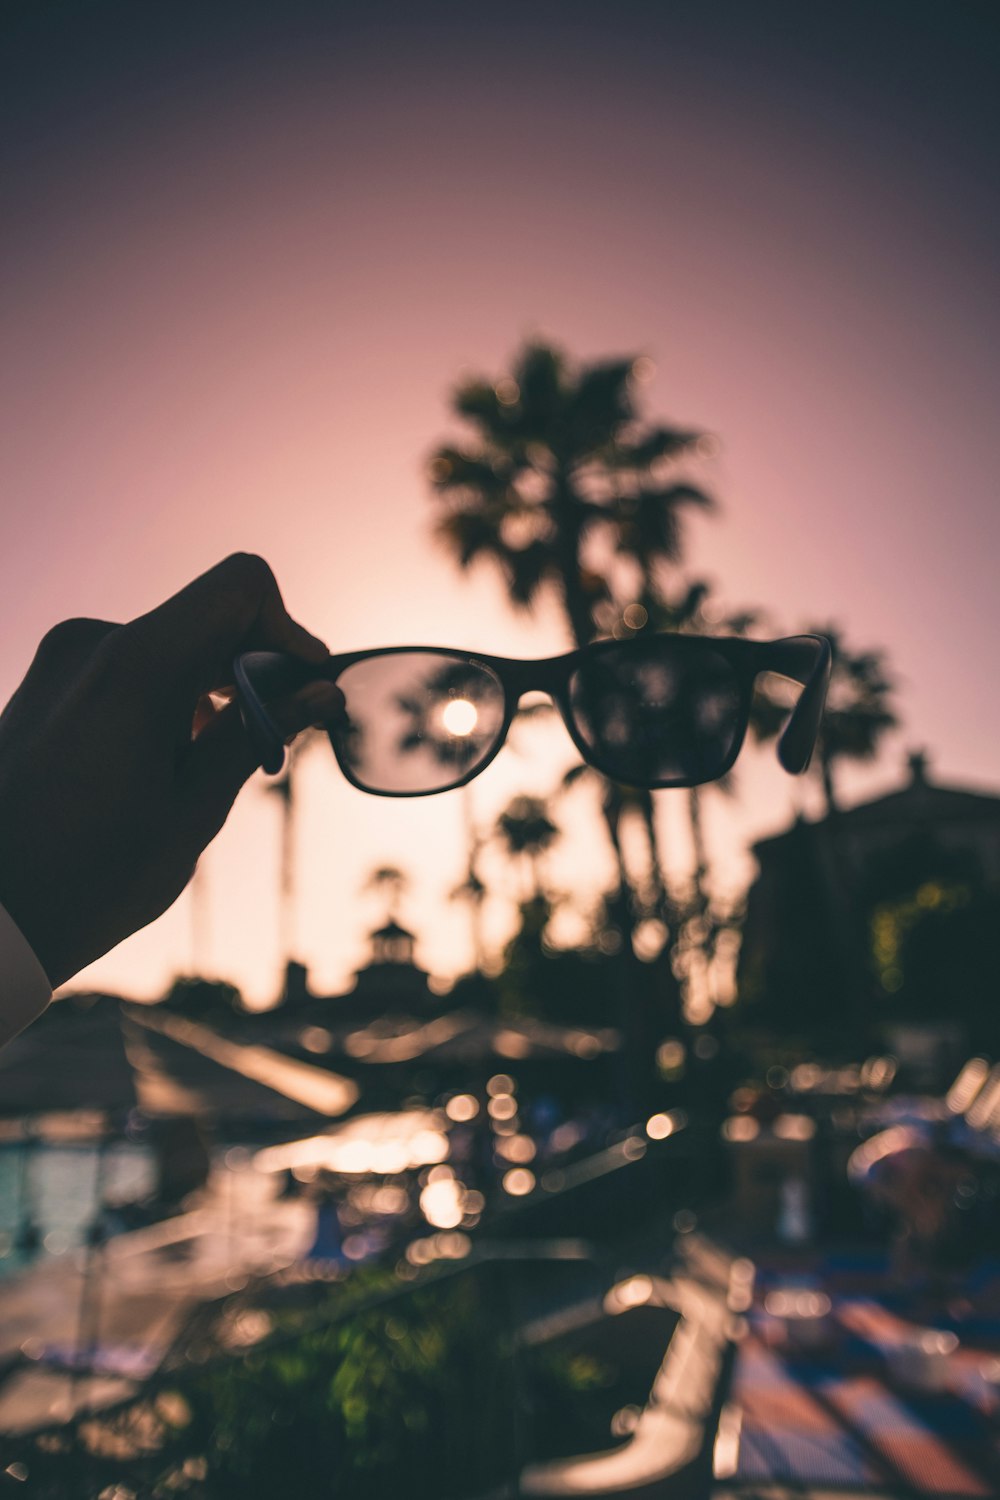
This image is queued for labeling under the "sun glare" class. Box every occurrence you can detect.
[441,697,478,736]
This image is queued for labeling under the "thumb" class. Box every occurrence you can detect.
[183,682,345,840]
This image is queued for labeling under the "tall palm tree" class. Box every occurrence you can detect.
[619,576,760,1021]
[494,794,559,904]
[560,763,670,931]
[430,344,714,1097]
[263,737,304,965]
[449,782,488,971]
[449,864,488,970]
[429,343,713,649]
[751,624,898,816]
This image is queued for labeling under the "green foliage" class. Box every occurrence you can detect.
[20,1268,521,1498]
[862,836,1000,1045]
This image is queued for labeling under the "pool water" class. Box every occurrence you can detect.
[0,1142,155,1276]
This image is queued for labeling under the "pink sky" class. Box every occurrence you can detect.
[2,5,997,1003]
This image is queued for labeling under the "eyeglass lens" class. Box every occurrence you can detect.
[568,638,743,786]
[330,652,507,793]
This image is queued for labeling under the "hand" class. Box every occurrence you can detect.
[0,554,343,987]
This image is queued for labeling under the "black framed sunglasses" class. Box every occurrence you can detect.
[234,632,831,796]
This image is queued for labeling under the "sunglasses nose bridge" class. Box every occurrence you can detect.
[505,658,563,697]
[503,661,581,757]
[503,659,570,728]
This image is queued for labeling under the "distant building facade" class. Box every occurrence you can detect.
[737,752,1000,1056]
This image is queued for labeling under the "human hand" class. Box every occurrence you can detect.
[0,554,343,987]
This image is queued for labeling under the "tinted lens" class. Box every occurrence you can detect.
[331,652,507,793]
[569,638,743,786]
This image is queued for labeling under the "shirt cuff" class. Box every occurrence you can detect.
[0,902,52,1048]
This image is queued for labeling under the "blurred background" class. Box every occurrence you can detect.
[3,0,999,1001]
[2,3,999,1496]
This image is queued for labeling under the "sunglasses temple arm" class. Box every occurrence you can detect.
[233,651,325,776]
[761,635,833,774]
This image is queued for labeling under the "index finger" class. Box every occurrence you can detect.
[125,553,329,697]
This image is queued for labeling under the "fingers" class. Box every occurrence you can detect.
[125,554,329,700]
[0,618,121,734]
[28,618,120,683]
[183,681,345,840]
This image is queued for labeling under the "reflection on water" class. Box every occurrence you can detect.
[0,1143,155,1276]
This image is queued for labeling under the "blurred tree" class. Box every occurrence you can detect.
[263,732,320,965]
[453,782,488,970]
[161,976,244,1020]
[626,577,762,1021]
[363,864,410,919]
[449,863,488,970]
[430,342,713,1101]
[430,342,711,647]
[560,762,670,941]
[495,793,559,904]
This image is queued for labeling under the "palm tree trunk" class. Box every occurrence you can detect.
[552,473,595,648]
[688,787,709,919]
[461,783,485,972]
[267,764,297,965]
[550,472,660,1109]
[599,786,664,1112]
[638,789,671,922]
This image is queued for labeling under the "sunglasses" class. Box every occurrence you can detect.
[234,632,831,796]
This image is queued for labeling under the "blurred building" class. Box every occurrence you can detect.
[246,916,621,1114]
[737,751,1000,1065]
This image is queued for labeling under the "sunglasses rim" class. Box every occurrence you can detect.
[328,650,514,798]
[234,631,830,795]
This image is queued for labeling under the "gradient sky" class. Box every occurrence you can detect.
[2,1,998,1004]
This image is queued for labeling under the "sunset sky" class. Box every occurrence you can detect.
[3,1,998,1004]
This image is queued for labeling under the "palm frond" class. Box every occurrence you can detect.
[495,794,559,856]
[434,510,510,569]
[609,425,704,470]
[513,344,566,436]
[610,484,712,564]
[567,359,635,450]
[451,380,519,443]
[506,538,554,607]
[429,446,512,496]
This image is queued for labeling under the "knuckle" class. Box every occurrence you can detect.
[37,617,114,657]
[97,622,162,680]
[223,552,276,594]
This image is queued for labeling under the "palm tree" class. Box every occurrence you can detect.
[363,864,410,920]
[560,763,670,931]
[429,343,713,649]
[616,576,762,1021]
[430,344,714,1102]
[494,794,559,904]
[751,624,898,815]
[449,864,488,970]
[450,783,489,971]
[263,735,309,966]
